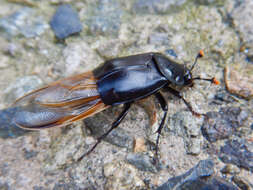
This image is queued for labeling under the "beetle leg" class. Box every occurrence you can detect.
[78,103,131,161]
[164,86,204,117]
[154,92,168,159]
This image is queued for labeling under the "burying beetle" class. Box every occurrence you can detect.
[13,50,219,161]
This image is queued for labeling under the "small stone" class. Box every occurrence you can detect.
[104,160,145,190]
[219,139,253,171]
[50,4,82,39]
[126,153,157,173]
[202,107,248,142]
[133,137,147,153]
[0,7,48,38]
[225,65,253,99]
[221,164,240,175]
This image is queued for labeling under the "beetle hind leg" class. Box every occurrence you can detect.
[78,103,131,161]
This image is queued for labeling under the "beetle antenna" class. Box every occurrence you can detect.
[193,77,220,85]
[190,50,204,71]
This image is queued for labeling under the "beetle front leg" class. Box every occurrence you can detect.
[78,103,131,161]
[163,86,204,117]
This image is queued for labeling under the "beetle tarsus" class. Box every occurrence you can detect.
[77,103,131,162]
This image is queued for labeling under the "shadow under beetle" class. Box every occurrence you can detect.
[13,50,219,161]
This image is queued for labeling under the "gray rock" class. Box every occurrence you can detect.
[50,4,82,39]
[0,7,48,38]
[219,139,253,171]
[202,107,248,142]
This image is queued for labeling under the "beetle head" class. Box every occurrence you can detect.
[154,53,195,86]
[155,50,218,87]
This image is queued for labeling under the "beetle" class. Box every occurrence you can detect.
[13,50,219,161]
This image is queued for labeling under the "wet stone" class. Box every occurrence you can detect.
[219,139,253,171]
[126,153,157,173]
[202,107,248,142]
[0,7,48,38]
[50,4,82,39]
[225,65,253,100]
[132,0,187,14]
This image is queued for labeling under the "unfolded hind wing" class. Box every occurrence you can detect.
[13,71,109,129]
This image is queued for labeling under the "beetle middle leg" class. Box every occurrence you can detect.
[78,103,131,161]
[154,92,168,160]
[164,86,204,117]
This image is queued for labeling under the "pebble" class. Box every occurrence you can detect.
[50,4,82,39]
[133,137,147,153]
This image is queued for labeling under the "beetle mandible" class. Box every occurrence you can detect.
[13,50,219,160]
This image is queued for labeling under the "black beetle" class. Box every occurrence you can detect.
[13,50,218,160]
